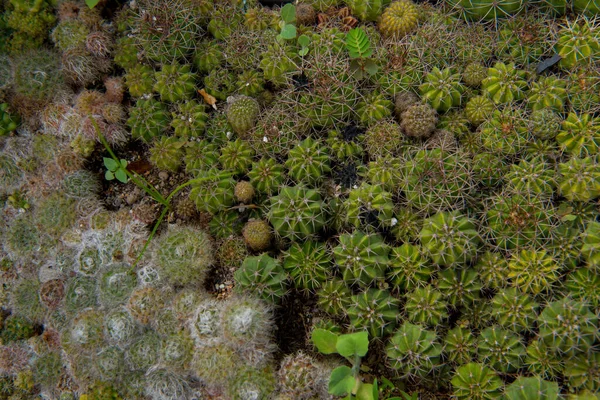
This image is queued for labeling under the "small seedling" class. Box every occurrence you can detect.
[278,3,297,41]
[85,0,100,8]
[103,157,129,183]
[346,28,379,79]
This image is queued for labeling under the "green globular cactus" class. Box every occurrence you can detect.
[104,309,137,345]
[260,44,297,88]
[35,192,77,238]
[193,40,224,73]
[364,156,402,192]
[95,346,126,380]
[556,18,600,70]
[347,289,400,338]
[210,211,243,240]
[451,363,503,400]
[285,138,331,185]
[400,103,438,138]
[248,158,286,195]
[478,326,526,373]
[154,63,197,103]
[508,249,560,296]
[127,287,166,325]
[496,16,552,65]
[1,315,36,343]
[298,77,358,129]
[4,216,40,259]
[356,93,393,126]
[226,95,260,136]
[378,0,419,38]
[452,0,525,21]
[479,107,529,156]
[464,95,494,126]
[127,332,161,370]
[217,236,249,270]
[13,49,64,101]
[565,268,600,308]
[242,219,273,251]
[236,70,265,98]
[170,101,208,138]
[436,268,481,307]
[184,140,220,173]
[189,169,236,214]
[387,243,433,290]
[204,68,237,101]
[537,297,598,356]
[219,139,255,174]
[125,64,155,98]
[527,75,567,112]
[153,225,214,287]
[574,0,600,15]
[51,20,89,51]
[345,183,395,231]
[558,156,600,202]
[506,157,556,196]
[317,279,352,316]
[568,67,600,113]
[564,352,600,393]
[582,221,600,269]
[267,186,326,241]
[419,67,465,112]
[346,0,389,21]
[98,264,138,307]
[149,136,185,172]
[127,99,170,143]
[525,338,563,380]
[161,333,194,369]
[482,62,528,104]
[405,285,448,327]
[401,149,474,213]
[443,327,477,365]
[235,254,288,303]
[462,62,488,87]
[114,36,139,69]
[364,119,407,158]
[333,231,389,287]
[193,342,243,387]
[556,113,599,157]
[419,211,480,266]
[65,276,98,313]
[503,376,559,400]
[327,129,365,162]
[489,288,538,332]
[283,241,332,292]
[0,103,20,136]
[386,322,442,379]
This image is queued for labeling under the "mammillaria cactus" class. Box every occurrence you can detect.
[400,103,438,138]
[386,322,442,379]
[242,219,273,251]
[226,95,261,135]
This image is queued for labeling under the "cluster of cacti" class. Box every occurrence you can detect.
[1,0,599,397]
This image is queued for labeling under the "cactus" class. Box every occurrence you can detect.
[345,0,389,21]
[508,249,560,296]
[387,243,433,290]
[556,113,599,158]
[1,315,36,343]
[285,138,331,185]
[283,241,332,292]
[480,106,530,155]
[267,186,326,241]
[555,18,600,70]
[0,103,20,136]
[221,295,273,351]
[234,254,288,303]
[399,103,438,138]
[170,101,208,138]
[537,297,598,356]
[356,93,393,126]
[127,287,165,324]
[161,333,194,369]
[443,327,477,365]
[226,95,260,135]
[364,119,408,158]
[68,310,105,349]
[378,0,419,38]
[333,231,389,287]
[228,366,276,400]
[149,136,185,172]
[506,157,556,196]
[345,182,395,231]
[127,99,170,142]
[62,47,110,86]
[503,376,559,400]
[581,220,600,268]
[153,225,214,287]
[462,62,488,87]
[386,322,442,379]
[405,285,448,327]
[489,288,538,332]
[317,279,352,315]
[401,149,474,213]
[13,49,64,101]
[189,169,236,214]
[420,211,480,266]
[419,67,464,112]
[437,268,481,307]
[527,75,567,112]
[248,158,286,196]
[4,216,40,259]
[364,155,402,192]
[145,368,190,400]
[482,62,528,104]
[564,352,600,392]
[347,288,400,338]
[276,351,329,398]
[154,63,197,103]
[51,20,89,51]
[219,139,255,174]
[32,351,62,388]
[104,309,137,345]
[568,67,600,113]
[464,95,494,126]
[242,219,273,251]
[193,342,243,387]
[184,140,220,173]
[451,363,503,399]
[525,338,564,379]
[234,181,255,204]
[189,299,222,343]
[193,40,224,73]
[124,65,154,98]
[65,276,98,313]
[95,346,126,380]
[97,264,138,307]
[126,332,161,370]
[451,0,525,21]
[204,69,236,101]
[35,192,77,238]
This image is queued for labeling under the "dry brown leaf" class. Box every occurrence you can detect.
[198,89,217,110]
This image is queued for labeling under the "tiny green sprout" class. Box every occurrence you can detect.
[345,28,379,79]
[7,191,30,210]
[85,0,100,8]
[298,34,310,56]
[277,4,298,42]
[103,157,129,183]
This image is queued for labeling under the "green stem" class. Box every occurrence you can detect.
[131,204,170,269]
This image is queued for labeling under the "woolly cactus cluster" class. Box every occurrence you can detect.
[1,0,600,397]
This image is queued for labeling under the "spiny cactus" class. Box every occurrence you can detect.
[527,75,567,112]
[98,263,138,307]
[189,169,236,214]
[333,230,389,287]
[234,254,288,303]
[364,118,407,158]
[556,112,599,158]
[482,62,528,104]
[127,99,170,142]
[503,376,559,400]
[525,338,564,380]
[555,18,600,70]
[347,288,400,338]
[419,67,464,112]
[104,309,137,345]
[285,138,331,185]
[0,103,20,136]
[226,95,260,135]
[405,285,448,327]
[1,315,37,343]
[170,101,208,138]
[443,327,477,365]
[564,351,600,392]
[149,136,185,172]
[248,158,286,196]
[242,219,273,252]
[451,363,503,400]
[420,211,480,266]
[581,220,600,268]
[400,103,438,138]
[283,241,332,292]
[356,93,393,126]
[345,182,395,231]
[436,268,481,307]
[506,157,556,196]
[386,322,442,379]
[126,332,161,370]
[378,0,419,37]
[317,279,353,316]
[267,186,326,241]
[387,243,434,290]
[219,139,255,174]
[490,288,538,332]
[508,249,561,296]
[127,287,166,325]
[464,95,495,126]
[221,294,273,353]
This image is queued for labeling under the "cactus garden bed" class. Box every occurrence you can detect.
[1,0,600,398]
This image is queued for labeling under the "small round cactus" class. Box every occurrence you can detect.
[556,112,599,158]
[489,288,538,332]
[127,287,166,324]
[443,327,477,366]
[419,67,464,112]
[436,268,482,308]
[356,93,393,126]
[503,376,559,400]
[482,62,528,104]
[285,138,331,185]
[420,211,480,266]
[221,295,274,351]
[126,332,161,370]
[234,181,255,204]
[527,75,567,112]
[464,95,494,126]
[104,308,137,345]
[378,0,419,38]
[450,363,503,400]
[68,310,105,349]
[189,169,237,214]
[154,63,197,103]
[478,326,526,373]
[152,225,214,287]
[405,285,448,327]
[267,186,327,241]
[317,279,353,316]
[347,288,400,338]
[98,263,138,307]
[386,322,442,379]
[149,136,185,172]
[364,119,407,158]
[558,156,600,202]
[462,62,488,87]
[345,182,395,231]
[283,241,332,292]
[387,244,434,290]
[400,103,438,138]
[219,139,255,174]
[508,249,560,296]
[276,351,328,398]
[1,315,37,343]
[226,95,260,135]
[127,99,170,143]
[248,158,286,195]
[242,219,273,252]
[234,254,288,303]
[556,18,600,70]
[333,230,389,288]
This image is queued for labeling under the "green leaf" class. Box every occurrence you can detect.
[115,169,128,183]
[336,331,369,357]
[298,47,309,56]
[105,170,115,181]
[328,366,355,396]
[281,3,296,23]
[364,59,380,76]
[349,60,365,80]
[356,382,376,400]
[280,24,297,40]
[312,329,338,354]
[345,28,372,59]
[85,0,100,8]
[561,214,577,222]
[298,34,310,47]
[119,159,128,168]
[104,157,118,171]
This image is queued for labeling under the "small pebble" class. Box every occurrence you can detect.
[126,192,139,205]
[159,171,169,180]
